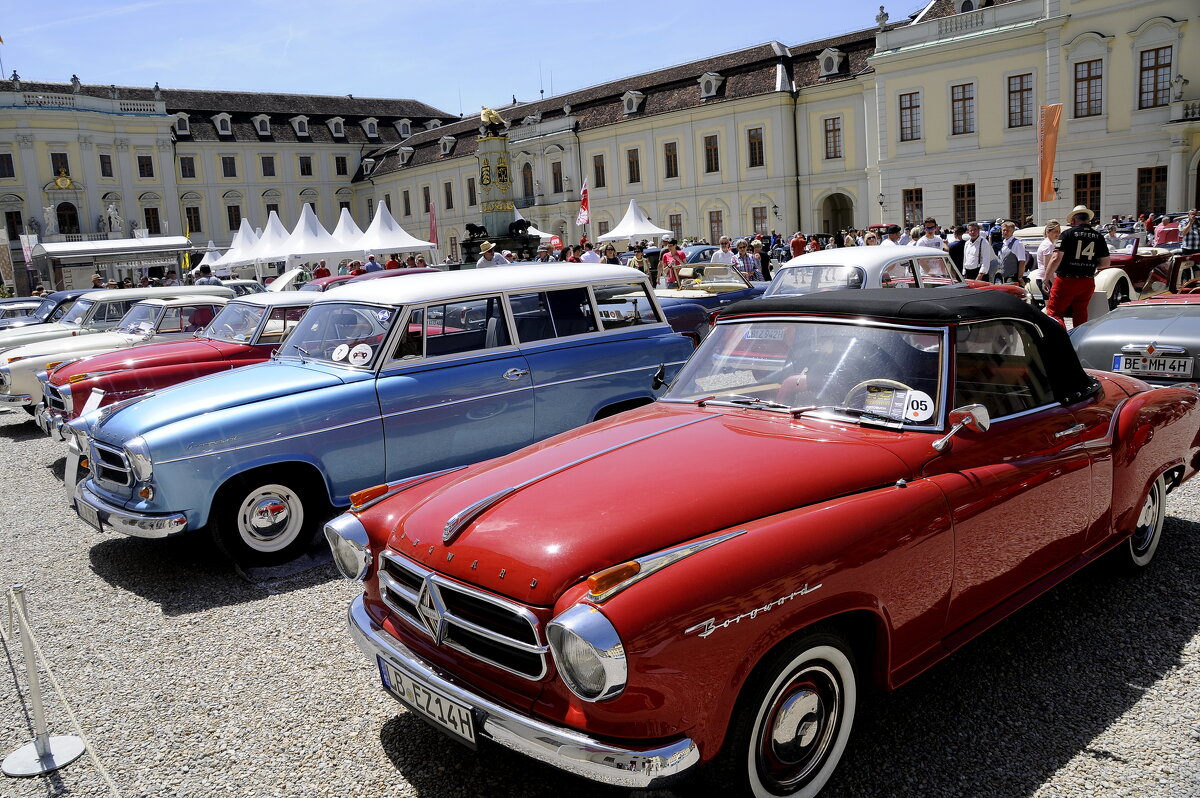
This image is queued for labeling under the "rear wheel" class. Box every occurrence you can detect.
[1124,474,1167,570]
[210,473,328,567]
[1108,279,1132,310]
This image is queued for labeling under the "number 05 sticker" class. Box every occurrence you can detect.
[904,390,935,422]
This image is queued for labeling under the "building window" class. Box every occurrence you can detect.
[219,118,231,134]
[403,190,411,217]
[664,143,679,179]
[824,118,842,159]
[51,152,70,176]
[1137,166,1168,216]
[443,181,454,210]
[592,154,606,188]
[382,194,391,213]
[221,156,237,178]
[1074,59,1103,118]
[0,153,15,179]
[334,155,348,176]
[1009,178,1033,227]
[1008,73,1033,128]
[748,127,765,168]
[265,202,279,217]
[953,184,976,225]
[552,161,563,194]
[367,198,374,219]
[902,188,923,228]
[899,92,922,141]
[226,204,241,231]
[951,83,975,135]
[1139,46,1172,109]
[339,200,351,212]
[449,235,458,261]
[422,186,431,214]
[597,221,610,236]
[261,155,275,177]
[5,211,23,240]
[99,153,113,178]
[184,205,201,233]
[136,155,154,178]
[708,210,724,243]
[466,177,477,207]
[521,163,534,198]
[143,207,161,235]
[175,116,190,135]
[1074,173,1101,218]
[704,135,720,173]
[299,156,313,177]
[668,214,683,241]
[627,148,641,184]
[179,156,195,179]
[751,206,767,235]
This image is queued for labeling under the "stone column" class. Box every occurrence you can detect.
[0,217,13,291]
[1167,137,1187,213]
[476,134,514,238]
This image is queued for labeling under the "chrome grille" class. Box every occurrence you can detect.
[379,550,547,680]
[45,384,66,412]
[90,441,131,486]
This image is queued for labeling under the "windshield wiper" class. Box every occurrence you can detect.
[708,393,792,409]
[791,405,904,428]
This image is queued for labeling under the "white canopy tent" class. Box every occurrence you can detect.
[281,205,353,266]
[597,199,672,242]
[222,211,292,280]
[331,208,364,249]
[210,219,261,275]
[356,203,436,255]
[197,241,222,269]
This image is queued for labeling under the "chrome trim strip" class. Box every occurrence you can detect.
[74,479,188,539]
[379,385,533,422]
[351,466,469,512]
[155,414,379,465]
[442,414,719,543]
[348,596,699,789]
[1120,343,1188,355]
[589,529,748,603]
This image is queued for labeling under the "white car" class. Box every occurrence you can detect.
[0,295,231,412]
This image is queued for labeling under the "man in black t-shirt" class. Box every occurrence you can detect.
[1045,205,1109,327]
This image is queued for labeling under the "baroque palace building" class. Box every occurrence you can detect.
[1,0,1197,271]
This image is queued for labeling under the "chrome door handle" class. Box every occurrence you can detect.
[1054,423,1086,439]
[503,368,529,381]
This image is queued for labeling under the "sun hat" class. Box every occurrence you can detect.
[1069,205,1094,221]
[479,241,496,254]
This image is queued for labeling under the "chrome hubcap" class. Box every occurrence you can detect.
[759,664,841,789]
[236,485,303,551]
[1132,483,1161,553]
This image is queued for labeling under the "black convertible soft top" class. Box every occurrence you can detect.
[719,288,1099,405]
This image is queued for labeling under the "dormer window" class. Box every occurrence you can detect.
[439,135,456,156]
[174,113,190,135]
[424,119,443,131]
[328,117,345,137]
[290,115,309,137]
[395,118,412,138]
[622,90,645,115]
[397,146,414,166]
[361,117,379,138]
[252,114,271,136]
[212,113,232,135]
[699,72,725,99]
[817,48,847,78]
[361,157,376,176]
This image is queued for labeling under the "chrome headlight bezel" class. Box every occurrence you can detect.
[547,604,627,702]
[124,435,154,482]
[324,514,372,581]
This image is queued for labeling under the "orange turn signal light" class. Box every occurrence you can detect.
[587,561,641,597]
[79,457,89,471]
[45,361,64,369]
[69,374,88,384]
[349,484,389,510]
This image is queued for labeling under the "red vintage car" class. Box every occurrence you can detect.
[37,291,315,438]
[327,288,1200,796]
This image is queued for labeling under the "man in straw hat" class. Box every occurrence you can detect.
[1044,204,1110,327]
[476,241,509,268]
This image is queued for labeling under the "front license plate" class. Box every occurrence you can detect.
[1111,354,1194,378]
[377,656,476,746]
[75,500,102,532]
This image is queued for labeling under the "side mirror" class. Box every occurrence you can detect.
[932,403,990,452]
[652,363,667,390]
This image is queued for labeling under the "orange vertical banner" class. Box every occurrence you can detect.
[1038,104,1062,202]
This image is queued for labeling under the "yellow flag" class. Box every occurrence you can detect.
[181,223,191,270]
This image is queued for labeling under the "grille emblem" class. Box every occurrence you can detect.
[415,577,449,645]
[1146,341,1157,356]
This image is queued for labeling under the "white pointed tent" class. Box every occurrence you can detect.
[356,202,435,255]
[281,205,350,265]
[597,199,671,242]
[331,208,364,249]
[197,241,221,269]
[514,208,552,241]
[210,219,260,275]
[223,210,292,279]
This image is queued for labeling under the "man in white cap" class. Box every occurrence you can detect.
[1044,205,1109,327]
[476,241,508,268]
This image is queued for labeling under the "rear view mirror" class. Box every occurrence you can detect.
[932,403,990,452]
[652,364,667,390]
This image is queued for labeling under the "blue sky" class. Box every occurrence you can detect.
[2,0,918,115]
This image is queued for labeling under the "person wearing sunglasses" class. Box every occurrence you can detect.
[709,236,736,265]
[912,217,947,251]
[600,244,622,264]
[733,239,759,280]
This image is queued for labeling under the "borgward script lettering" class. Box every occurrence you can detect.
[686,583,822,639]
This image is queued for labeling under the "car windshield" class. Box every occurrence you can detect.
[278,302,396,369]
[115,303,161,334]
[203,302,267,343]
[28,298,60,322]
[677,264,753,291]
[59,299,96,326]
[664,319,946,428]
[765,266,866,296]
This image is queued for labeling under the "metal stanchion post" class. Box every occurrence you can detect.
[2,584,86,778]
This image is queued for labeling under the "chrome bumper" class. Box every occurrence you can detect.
[34,403,67,440]
[0,392,32,406]
[73,479,188,539]
[347,595,699,788]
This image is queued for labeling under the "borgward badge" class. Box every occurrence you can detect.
[1146,341,1157,356]
[415,577,449,645]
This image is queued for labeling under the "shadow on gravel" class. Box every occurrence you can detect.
[376,515,1200,798]
[87,533,337,616]
[47,455,64,482]
[0,417,46,442]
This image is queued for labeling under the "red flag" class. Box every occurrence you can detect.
[575,178,589,226]
[1037,104,1062,203]
[428,201,438,246]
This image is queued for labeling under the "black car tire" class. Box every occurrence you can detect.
[1108,279,1132,310]
[1123,474,1167,570]
[210,470,328,567]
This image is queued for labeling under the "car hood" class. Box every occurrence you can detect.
[5,330,143,364]
[88,360,356,444]
[387,404,914,605]
[49,338,230,386]
[1072,305,1200,369]
[0,322,89,351]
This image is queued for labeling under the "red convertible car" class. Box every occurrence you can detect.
[37,291,315,438]
[327,289,1200,796]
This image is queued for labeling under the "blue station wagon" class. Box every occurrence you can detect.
[67,265,693,565]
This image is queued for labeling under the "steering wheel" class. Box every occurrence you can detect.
[843,378,913,406]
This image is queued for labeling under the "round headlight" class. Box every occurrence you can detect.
[124,436,154,482]
[324,514,372,581]
[547,604,626,702]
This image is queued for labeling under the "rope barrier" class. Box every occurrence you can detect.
[2,585,122,795]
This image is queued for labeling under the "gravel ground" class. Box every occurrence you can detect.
[0,406,1197,798]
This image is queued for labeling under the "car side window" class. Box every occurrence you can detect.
[917,256,956,285]
[543,287,598,337]
[881,261,917,288]
[954,320,1055,418]
[509,293,556,342]
[51,304,70,321]
[594,281,662,329]
[409,295,511,358]
[258,306,306,343]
